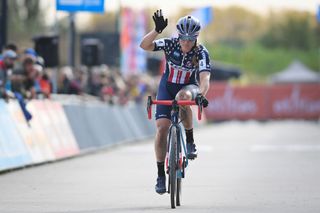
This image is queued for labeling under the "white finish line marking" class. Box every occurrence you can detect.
[251,144,320,152]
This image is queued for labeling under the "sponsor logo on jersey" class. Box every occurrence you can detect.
[173,51,180,58]
[168,57,180,65]
[199,59,207,70]
[156,39,165,47]
[186,61,193,68]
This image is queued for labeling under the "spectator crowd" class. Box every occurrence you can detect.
[0,42,158,105]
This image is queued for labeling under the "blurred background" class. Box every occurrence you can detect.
[1,1,320,212]
[1,0,319,92]
[0,0,319,153]
[1,0,319,118]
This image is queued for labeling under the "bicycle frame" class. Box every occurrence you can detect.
[166,101,188,179]
[147,96,203,208]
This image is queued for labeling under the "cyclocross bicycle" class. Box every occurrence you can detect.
[147,96,203,209]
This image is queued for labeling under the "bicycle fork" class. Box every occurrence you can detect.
[165,124,189,191]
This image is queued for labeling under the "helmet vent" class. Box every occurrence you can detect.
[180,23,184,32]
[191,24,196,32]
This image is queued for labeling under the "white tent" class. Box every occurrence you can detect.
[270,60,320,83]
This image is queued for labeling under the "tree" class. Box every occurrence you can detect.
[7,0,45,47]
[207,6,264,46]
[83,12,118,33]
[260,11,314,50]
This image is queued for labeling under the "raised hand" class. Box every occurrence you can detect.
[152,9,168,34]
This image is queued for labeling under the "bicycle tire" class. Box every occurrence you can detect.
[176,129,182,206]
[169,126,177,209]
[176,178,181,206]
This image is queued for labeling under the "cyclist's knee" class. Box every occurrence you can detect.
[156,119,170,135]
[176,90,192,101]
[156,124,170,135]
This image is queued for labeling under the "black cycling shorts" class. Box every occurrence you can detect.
[155,76,199,120]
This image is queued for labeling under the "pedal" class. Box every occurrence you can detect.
[187,154,197,160]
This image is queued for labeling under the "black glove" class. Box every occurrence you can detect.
[152,9,168,34]
[195,94,209,108]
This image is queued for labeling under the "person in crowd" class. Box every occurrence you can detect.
[23,48,45,68]
[33,64,52,98]
[57,66,73,94]
[0,50,18,99]
[0,43,18,60]
[69,68,86,95]
[20,56,37,99]
[99,72,115,104]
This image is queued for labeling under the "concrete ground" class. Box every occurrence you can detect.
[0,120,319,213]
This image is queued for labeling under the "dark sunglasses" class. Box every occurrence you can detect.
[178,35,197,41]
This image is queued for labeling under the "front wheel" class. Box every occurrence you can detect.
[176,178,181,206]
[169,126,178,209]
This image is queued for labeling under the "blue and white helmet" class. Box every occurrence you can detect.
[176,15,201,40]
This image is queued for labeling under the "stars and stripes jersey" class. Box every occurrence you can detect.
[153,37,211,85]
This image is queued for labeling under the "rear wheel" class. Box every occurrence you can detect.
[169,126,177,209]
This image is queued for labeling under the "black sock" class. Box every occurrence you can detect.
[185,128,194,144]
[157,161,165,177]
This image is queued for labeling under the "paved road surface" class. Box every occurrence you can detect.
[1,121,320,213]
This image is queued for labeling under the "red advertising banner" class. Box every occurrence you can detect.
[205,83,269,120]
[205,83,320,120]
[270,84,320,119]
